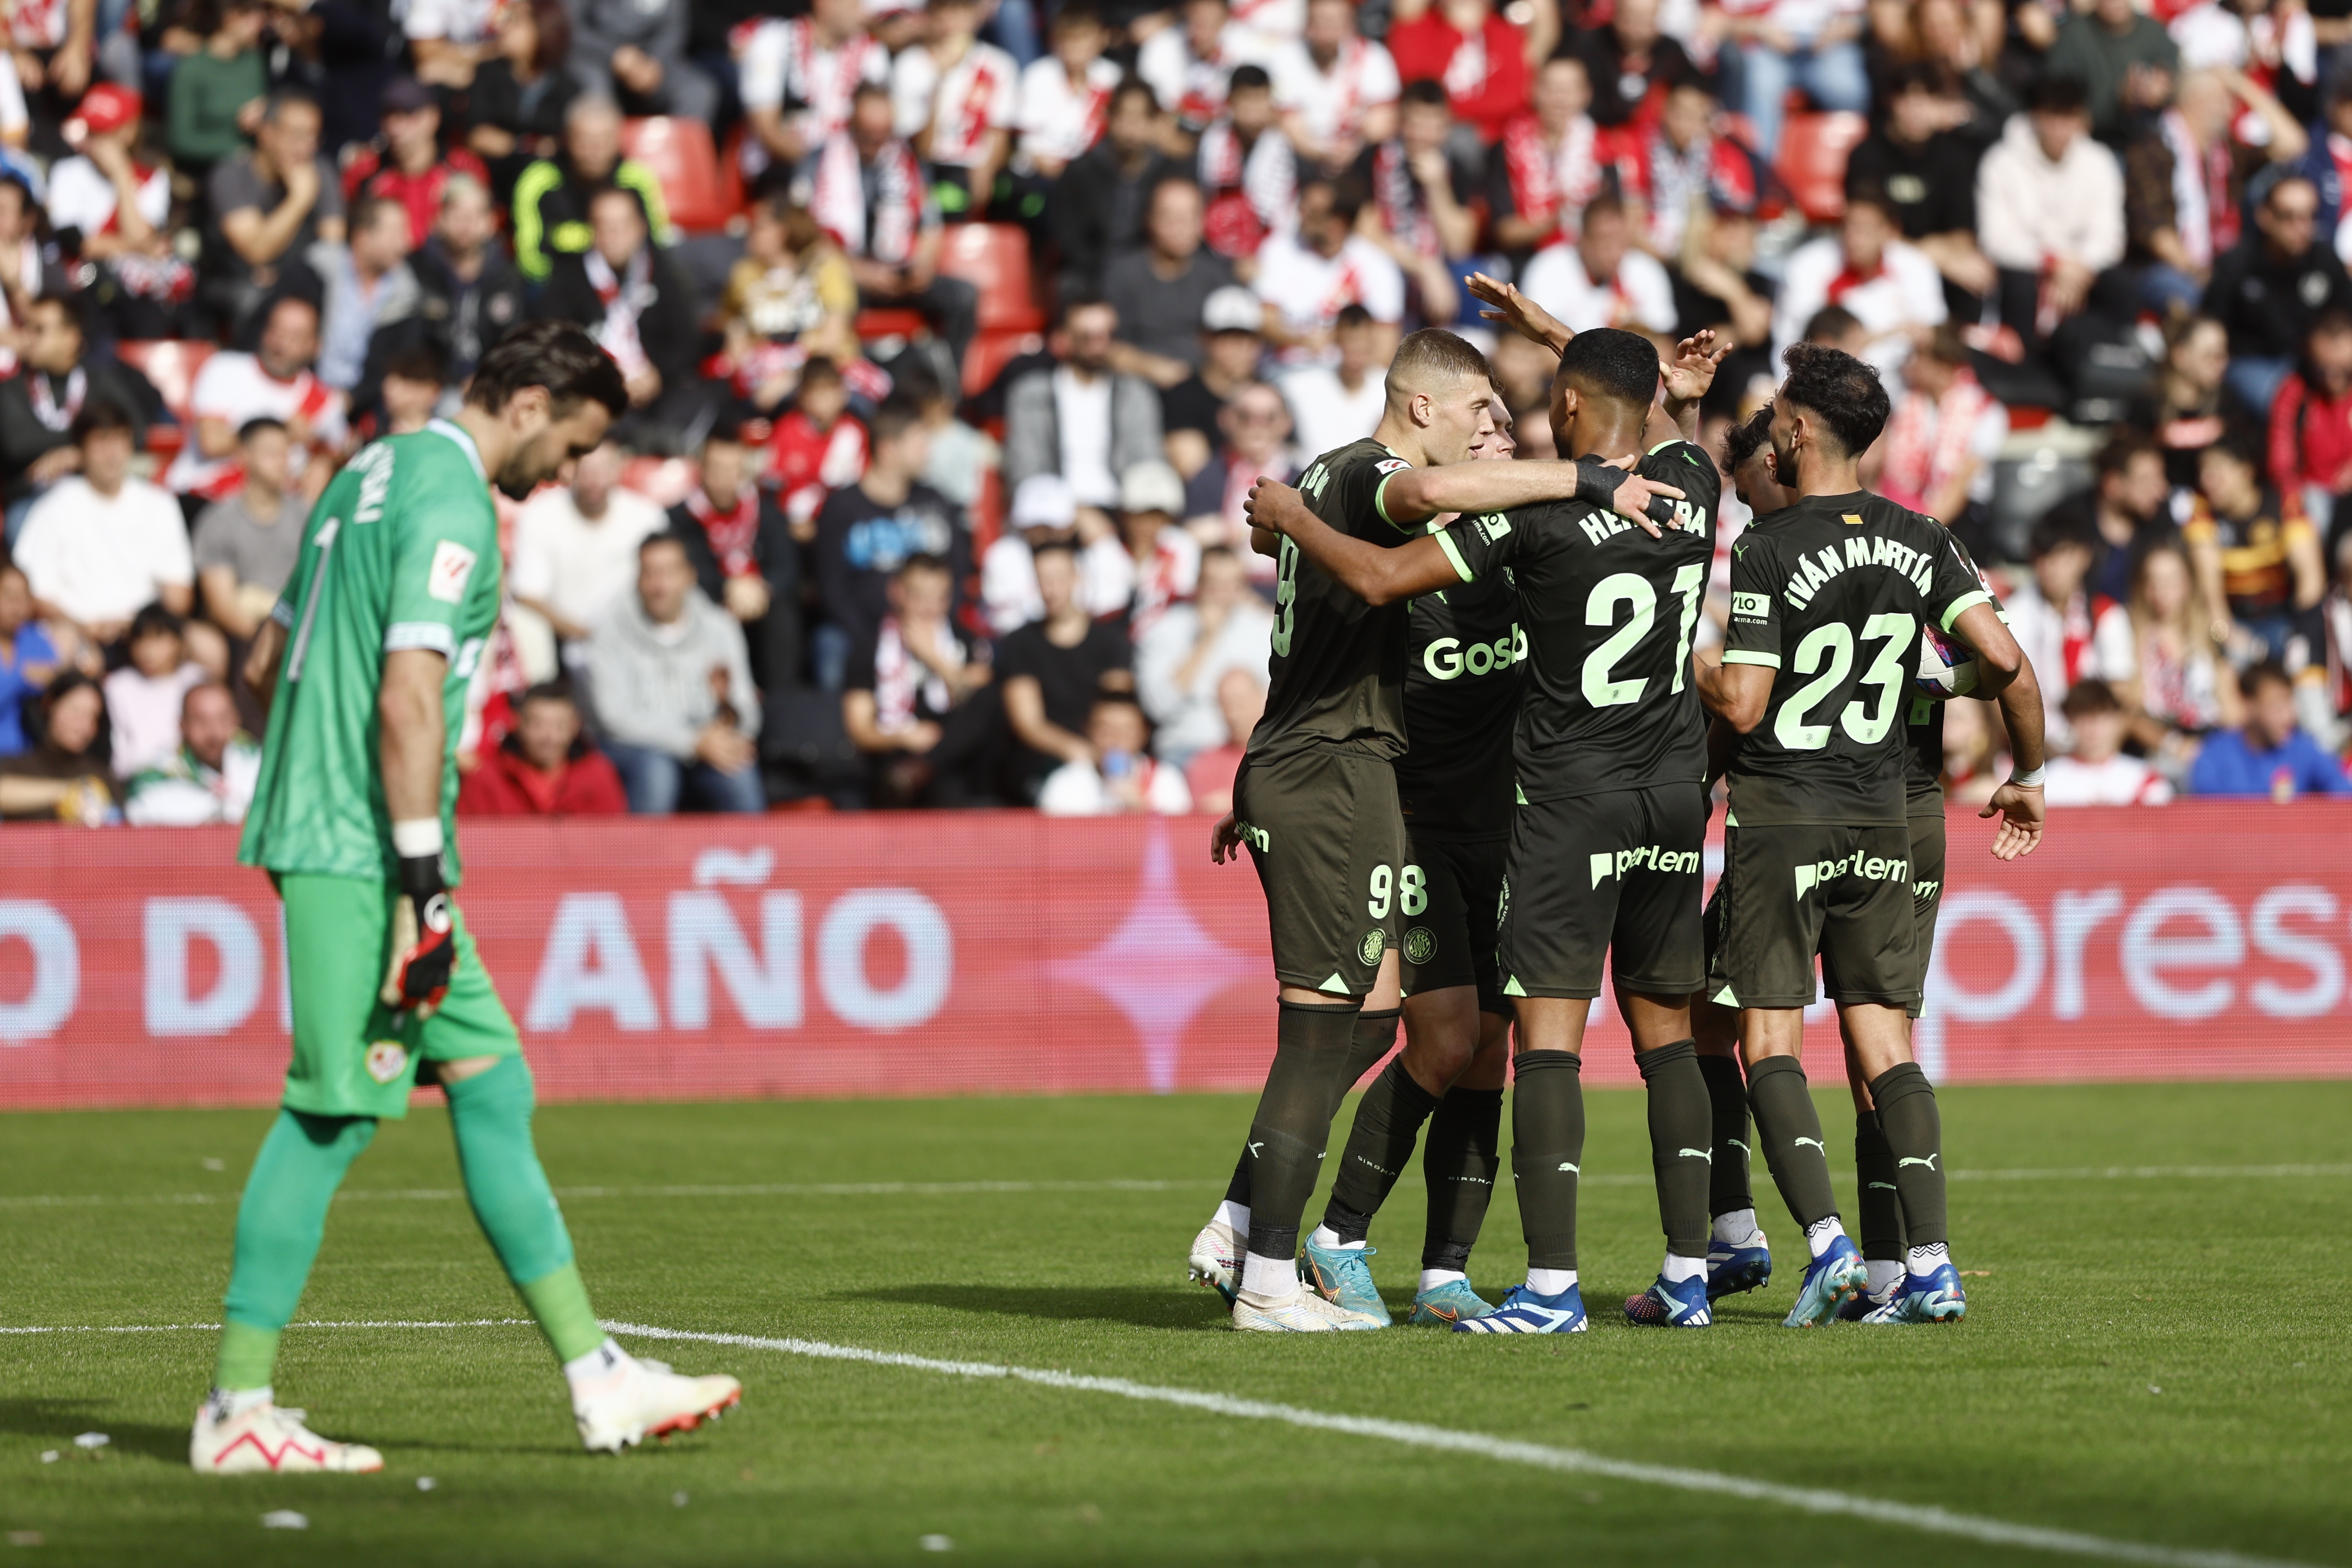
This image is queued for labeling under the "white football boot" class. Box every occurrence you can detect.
[1186,1214,1246,1302]
[571,1346,742,1453]
[1231,1284,1386,1332]
[191,1398,384,1475]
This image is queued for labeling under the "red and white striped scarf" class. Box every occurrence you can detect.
[2161,109,2238,271]
[583,245,655,377]
[1369,141,1440,258]
[1876,367,1990,513]
[810,133,924,265]
[1500,111,1598,241]
[688,486,762,579]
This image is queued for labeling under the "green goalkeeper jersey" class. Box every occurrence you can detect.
[239,419,501,886]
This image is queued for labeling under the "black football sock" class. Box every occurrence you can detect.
[1869,1062,1948,1249]
[1337,1007,1402,1105]
[1421,1084,1503,1272]
[1745,1056,1840,1231]
[1637,1039,1712,1259]
[1510,1051,1585,1272]
[1240,1000,1361,1265]
[1324,1057,1442,1241]
[1696,1054,1754,1218]
[1222,1146,1252,1210]
[1854,1110,1906,1263]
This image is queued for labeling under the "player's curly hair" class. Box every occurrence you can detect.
[1722,401,1774,471]
[1558,326,1659,407]
[466,320,629,420]
[1777,341,1889,459]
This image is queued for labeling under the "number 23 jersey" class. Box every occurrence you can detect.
[1432,437,1721,801]
[1722,490,1989,826]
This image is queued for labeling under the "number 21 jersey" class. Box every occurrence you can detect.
[1722,491,1989,826]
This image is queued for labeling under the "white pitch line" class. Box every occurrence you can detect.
[1,1164,2345,1211]
[0,1316,2325,1568]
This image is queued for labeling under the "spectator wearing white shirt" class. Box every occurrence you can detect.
[406,0,501,87]
[1114,459,1203,643]
[1139,0,1243,135]
[2046,677,2175,804]
[891,0,1018,219]
[1012,4,1122,182]
[1003,296,1166,517]
[1137,543,1272,766]
[738,0,891,177]
[122,681,262,826]
[1281,303,1388,457]
[1723,0,1870,161]
[1870,325,2008,530]
[163,296,348,513]
[2004,514,2138,755]
[14,400,193,656]
[509,439,666,673]
[982,472,1135,633]
[1038,692,1194,814]
[1273,0,1399,175]
[102,603,206,780]
[1771,187,1947,386]
[1252,177,1406,365]
[47,84,191,341]
[1975,77,2126,354]
[1519,191,1679,336]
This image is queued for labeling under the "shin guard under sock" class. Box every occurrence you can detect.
[1745,1056,1840,1231]
[445,1057,601,1362]
[1421,1085,1502,1272]
[1242,1001,1361,1263]
[217,1108,378,1389]
[1854,1109,1907,1262]
[1337,1007,1402,1106]
[1324,1057,1441,1240]
[1696,1053,1753,1217]
[1637,1039,1712,1259]
[1510,1051,1584,1271]
[1869,1061,1947,1248]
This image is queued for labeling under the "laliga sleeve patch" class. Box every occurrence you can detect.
[428,540,478,604]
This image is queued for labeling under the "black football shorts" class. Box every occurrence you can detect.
[1710,819,1917,1011]
[1234,746,1410,997]
[1399,832,1507,1015]
[1496,783,1708,1001]
[1821,802,1944,1019]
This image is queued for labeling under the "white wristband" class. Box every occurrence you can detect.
[391,818,444,858]
[2008,766,2046,789]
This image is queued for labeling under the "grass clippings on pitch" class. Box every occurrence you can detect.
[1,1081,2346,1568]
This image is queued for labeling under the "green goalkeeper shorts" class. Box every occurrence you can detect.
[278,872,522,1121]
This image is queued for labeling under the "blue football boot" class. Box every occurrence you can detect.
[1706,1229,1772,1302]
[1625,1273,1713,1327]
[1862,1261,1968,1325]
[1783,1235,1868,1327]
[1408,1278,1495,1326]
[1452,1283,1587,1334]
[1837,1266,1904,1322]
[1302,1236,1391,1326]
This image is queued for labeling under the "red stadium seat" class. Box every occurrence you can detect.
[114,339,216,463]
[620,116,735,234]
[938,223,1044,333]
[961,329,1041,398]
[855,308,931,343]
[1774,111,1868,226]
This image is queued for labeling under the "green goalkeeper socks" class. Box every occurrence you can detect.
[216,1108,379,1390]
[445,1056,605,1363]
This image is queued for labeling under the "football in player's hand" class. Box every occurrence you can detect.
[1914,623,1978,699]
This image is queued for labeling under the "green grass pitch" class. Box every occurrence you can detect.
[2,1081,2346,1567]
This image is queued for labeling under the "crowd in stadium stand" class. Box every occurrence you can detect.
[0,0,2348,821]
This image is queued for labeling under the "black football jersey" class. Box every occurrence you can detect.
[1434,437,1722,799]
[1246,438,1419,762]
[1723,490,1991,826]
[1900,531,2005,810]
[1397,562,1522,840]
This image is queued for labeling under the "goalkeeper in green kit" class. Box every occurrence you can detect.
[193,322,741,1476]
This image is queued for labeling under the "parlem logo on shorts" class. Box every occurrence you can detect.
[1403,927,1435,964]
[1588,845,1703,888]
[1793,854,1910,897]
[1359,929,1386,966]
[364,1041,410,1085]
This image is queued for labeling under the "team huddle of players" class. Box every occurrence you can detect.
[1185,290,2048,1335]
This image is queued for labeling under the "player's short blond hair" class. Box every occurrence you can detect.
[1385,329,1494,409]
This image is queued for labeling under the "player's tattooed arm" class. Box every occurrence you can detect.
[1466,271,1571,356]
[1246,479,1460,605]
[1947,599,2048,860]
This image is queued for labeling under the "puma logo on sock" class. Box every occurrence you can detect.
[1898,1154,1939,1171]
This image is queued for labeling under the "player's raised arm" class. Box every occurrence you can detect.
[1378,456,1685,532]
[1658,331,1731,443]
[1467,271,1573,356]
[1246,478,1460,606]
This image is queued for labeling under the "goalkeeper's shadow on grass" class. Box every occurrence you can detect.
[843,1285,1228,1329]
[0,1399,190,1464]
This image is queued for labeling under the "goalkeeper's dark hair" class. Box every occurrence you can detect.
[1778,341,1890,459]
[466,319,629,419]
[1723,402,1774,471]
[1557,326,1660,408]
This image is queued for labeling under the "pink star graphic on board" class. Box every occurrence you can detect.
[1045,820,1263,1091]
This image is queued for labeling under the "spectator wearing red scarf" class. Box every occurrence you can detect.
[671,419,804,698]
[341,77,492,250]
[1387,0,1530,145]
[456,682,629,816]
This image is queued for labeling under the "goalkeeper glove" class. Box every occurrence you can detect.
[380,844,457,1018]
